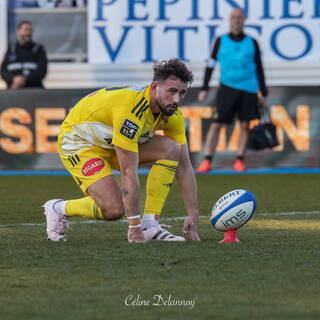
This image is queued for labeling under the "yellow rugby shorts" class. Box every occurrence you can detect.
[59,145,120,195]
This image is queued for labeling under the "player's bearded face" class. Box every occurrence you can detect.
[155,92,178,116]
[155,78,187,116]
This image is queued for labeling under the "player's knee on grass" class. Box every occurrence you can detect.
[100,202,125,220]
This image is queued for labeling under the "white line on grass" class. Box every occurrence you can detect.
[0,211,320,229]
[260,211,320,216]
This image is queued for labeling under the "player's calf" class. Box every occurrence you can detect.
[99,202,125,221]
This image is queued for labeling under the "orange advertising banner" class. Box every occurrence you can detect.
[0,88,317,169]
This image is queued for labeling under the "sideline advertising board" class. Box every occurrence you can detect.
[0,87,317,170]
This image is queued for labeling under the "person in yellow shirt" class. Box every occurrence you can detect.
[43,58,200,243]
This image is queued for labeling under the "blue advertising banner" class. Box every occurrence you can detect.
[88,0,320,64]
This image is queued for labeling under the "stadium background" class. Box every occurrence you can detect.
[0,0,319,170]
[1,2,320,319]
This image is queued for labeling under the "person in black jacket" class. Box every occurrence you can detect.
[1,20,47,89]
[197,9,268,172]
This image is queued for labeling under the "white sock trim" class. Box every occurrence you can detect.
[142,213,156,220]
[53,200,67,216]
[141,214,159,229]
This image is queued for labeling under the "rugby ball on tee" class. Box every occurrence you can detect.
[211,189,257,231]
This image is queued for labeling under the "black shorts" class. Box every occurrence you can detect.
[213,84,259,124]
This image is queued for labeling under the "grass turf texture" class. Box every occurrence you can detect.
[0,174,320,320]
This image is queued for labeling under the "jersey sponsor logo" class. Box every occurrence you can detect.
[120,119,139,139]
[81,158,105,176]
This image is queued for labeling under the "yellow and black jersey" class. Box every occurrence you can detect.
[58,85,186,155]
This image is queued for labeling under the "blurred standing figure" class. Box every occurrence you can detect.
[0,21,47,89]
[197,9,268,172]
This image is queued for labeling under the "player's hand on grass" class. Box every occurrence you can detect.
[182,216,200,241]
[128,227,145,243]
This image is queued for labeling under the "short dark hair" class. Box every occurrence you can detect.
[153,58,194,85]
[17,20,32,30]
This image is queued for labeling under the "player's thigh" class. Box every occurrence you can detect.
[60,145,118,195]
[237,91,259,122]
[138,135,181,164]
[87,175,124,217]
[216,84,239,124]
[60,146,124,215]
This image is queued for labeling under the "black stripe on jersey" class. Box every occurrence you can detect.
[76,177,82,187]
[138,103,149,120]
[68,154,80,167]
[131,97,145,115]
[71,156,79,165]
[68,157,76,167]
[135,100,148,117]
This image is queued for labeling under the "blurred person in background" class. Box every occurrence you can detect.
[0,21,47,89]
[197,9,268,172]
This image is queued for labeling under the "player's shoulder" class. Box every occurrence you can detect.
[102,85,150,102]
[104,85,148,94]
[84,85,148,102]
[125,85,151,117]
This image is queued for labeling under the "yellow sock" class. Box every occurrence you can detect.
[144,159,178,216]
[65,196,104,220]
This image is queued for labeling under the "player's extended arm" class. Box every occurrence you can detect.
[175,143,201,241]
[114,146,145,243]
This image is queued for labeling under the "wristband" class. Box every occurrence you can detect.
[127,215,141,220]
[128,224,142,229]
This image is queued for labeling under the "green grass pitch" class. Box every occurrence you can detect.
[1,174,320,320]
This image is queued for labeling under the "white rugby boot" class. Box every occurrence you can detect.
[143,224,185,242]
[43,199,69,242]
